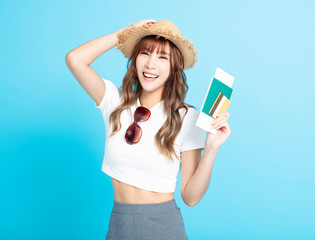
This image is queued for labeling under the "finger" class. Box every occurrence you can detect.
[216,121,231,134]
[222,121,231,132]
[217,112,230,120]
[211,119,222,127]
[211,119,226,128]
[144,19,157,24]
[134,19,157,28]
[223,122,232,136]
[213,121,226,130]
[211,115,228,125]
[216,113,229,121]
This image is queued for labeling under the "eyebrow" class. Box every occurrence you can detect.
[159,51,170,56]
[142,48,170,56]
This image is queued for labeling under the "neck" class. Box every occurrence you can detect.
[139,91,163,109]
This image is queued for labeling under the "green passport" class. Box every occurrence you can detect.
[196,67,234,134]
[201,78,233,117]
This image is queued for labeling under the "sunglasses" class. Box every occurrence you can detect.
[125,106,151,144]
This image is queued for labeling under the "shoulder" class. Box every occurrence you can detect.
[179,104,199,121]
[101,78,122,94]
[178,104,205,150]
[178,104,200,132]
[96,78,123,112]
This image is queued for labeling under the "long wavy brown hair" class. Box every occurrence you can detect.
[110,35,192,160]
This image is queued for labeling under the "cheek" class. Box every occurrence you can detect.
[135,58,142,74]
[162,63,171,77]
[136,55,143,67]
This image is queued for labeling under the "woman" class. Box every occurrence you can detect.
[66,19,231,240]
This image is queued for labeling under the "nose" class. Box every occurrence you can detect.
[145,55,156,69]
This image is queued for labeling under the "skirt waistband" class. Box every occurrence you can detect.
[112,199,178,213]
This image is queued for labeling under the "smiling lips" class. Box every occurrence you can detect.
[143,72,159,80]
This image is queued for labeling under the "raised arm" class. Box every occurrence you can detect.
[65,29,124,106]
[65,19,156,106]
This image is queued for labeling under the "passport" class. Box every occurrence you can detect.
[196,68,234,134]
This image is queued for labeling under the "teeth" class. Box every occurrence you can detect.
[144,73,158,78]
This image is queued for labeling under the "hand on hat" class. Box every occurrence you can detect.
[133,19,157,28]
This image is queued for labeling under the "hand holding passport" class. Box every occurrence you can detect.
[196,68,234,134]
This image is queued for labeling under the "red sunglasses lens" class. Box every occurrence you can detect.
[134,107,151,122]
[125,106,151,144]
[125,123,142,144]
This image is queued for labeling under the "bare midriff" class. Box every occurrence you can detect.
[111,177,174,204]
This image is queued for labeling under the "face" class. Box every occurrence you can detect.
[135,42,171,99]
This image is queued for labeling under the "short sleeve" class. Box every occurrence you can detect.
[95,78,123,116]
[181,107,205,151]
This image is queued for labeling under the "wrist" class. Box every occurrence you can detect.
[204,145,218,155]
[113,29,124,45]
[115,28,124,35]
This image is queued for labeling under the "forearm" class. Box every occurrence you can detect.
[66,28,124,66]
[182,147,218,206]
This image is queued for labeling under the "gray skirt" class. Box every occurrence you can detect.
[106,199,189,240]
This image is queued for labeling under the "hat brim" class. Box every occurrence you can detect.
[117,24,198,70]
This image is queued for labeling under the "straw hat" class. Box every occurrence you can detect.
[117,20,198,70]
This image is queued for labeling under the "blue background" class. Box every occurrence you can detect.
[1,0,314,239]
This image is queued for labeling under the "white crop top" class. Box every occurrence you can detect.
[96,78,205,193]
